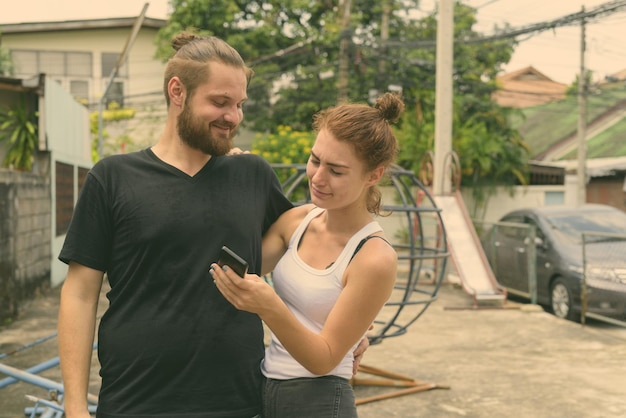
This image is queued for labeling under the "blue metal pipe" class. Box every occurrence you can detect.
[0,362,98,404]
[0,333,58,360]
[0,357,60,388]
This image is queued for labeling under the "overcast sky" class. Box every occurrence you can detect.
[1,0,624,84]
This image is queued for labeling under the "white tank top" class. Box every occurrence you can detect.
[262,207,382,380]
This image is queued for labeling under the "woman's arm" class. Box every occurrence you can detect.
[260,204,313,275]
[212,237,396,375]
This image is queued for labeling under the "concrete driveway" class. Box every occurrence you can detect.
[1,281,626,417]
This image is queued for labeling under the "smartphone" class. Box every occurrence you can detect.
[217,246,249,278]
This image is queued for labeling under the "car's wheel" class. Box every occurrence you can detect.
[550,278,577,321]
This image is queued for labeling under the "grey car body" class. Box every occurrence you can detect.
[482,204,626,321]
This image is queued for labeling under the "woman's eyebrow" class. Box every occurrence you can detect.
[310,150,349,169]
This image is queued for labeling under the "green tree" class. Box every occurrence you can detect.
[154,0,331,131]
[251,125,314,200]
[390,3,529,215]
[566,70,593,96]
[157,0,529,215]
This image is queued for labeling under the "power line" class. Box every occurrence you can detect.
[475,0,504,9]
[385,0,626,48]
[236,0,626,73]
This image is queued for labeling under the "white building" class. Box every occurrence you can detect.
[1,17,169,153]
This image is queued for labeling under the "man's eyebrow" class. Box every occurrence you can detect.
[310,150,349,169]
[209,93,248,103]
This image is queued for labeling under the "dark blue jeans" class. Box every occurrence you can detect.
[263,376,358,418]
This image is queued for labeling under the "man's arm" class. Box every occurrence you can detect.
[58,261,104,418]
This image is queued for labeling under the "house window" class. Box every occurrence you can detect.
[39,51,65,76]
[101,52,128,77]
[101,52,127,107]
[11,49,93,103]
[68,52,92,77]
[11,50,37,75]
[102,80,125,108]
[545,191,565,206]
[11,49,92,78]
[70,80,90,104]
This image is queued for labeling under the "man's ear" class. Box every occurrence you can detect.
[168,77,186,107]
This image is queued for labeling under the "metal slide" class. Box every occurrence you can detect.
[434,192,506,306]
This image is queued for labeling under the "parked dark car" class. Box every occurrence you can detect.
[482,204,626,321]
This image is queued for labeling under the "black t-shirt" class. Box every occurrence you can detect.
[59,149,293,418]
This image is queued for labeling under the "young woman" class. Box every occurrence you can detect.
[211,92,405,417]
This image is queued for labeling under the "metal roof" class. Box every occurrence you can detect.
[0,17,166,34]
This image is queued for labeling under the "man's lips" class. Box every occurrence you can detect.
[212,124,231,132]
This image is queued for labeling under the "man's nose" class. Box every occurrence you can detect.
[223,105,243,124]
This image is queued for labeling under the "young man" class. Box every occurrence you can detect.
[57,32,293,418]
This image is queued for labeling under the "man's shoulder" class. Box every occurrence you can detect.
[92,149,154,172]
[97,149,149,165]
[222,152,266,164]
[88,150,152,184]
[218,153,275,174]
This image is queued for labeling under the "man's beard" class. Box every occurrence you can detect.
[177,103,238,156]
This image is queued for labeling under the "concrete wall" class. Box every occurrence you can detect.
[461,178,576,225]
[0,76,91,323]
[0,169,50,322]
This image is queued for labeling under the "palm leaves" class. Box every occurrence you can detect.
[0,98,38,171]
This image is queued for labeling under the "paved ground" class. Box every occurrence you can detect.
[1,280,626,417]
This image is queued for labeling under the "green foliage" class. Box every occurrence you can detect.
[155,0,334,131]
[0,46,13,76]
[89,103,137,162]
[157,0,528,216]
[251,125,315,200]
[156,1,516,129]
[251,125,314,165]
[566,70,593,96]
[0,31,14,76]
[0,98,38,171]
[396,96,530,214]
[389,3,528,216]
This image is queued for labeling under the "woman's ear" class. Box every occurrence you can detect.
[366,166,385,187]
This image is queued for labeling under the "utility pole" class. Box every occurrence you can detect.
[577,6,587,206]
[433,0,454,196]
[97,3,148,159]
[337,0,352,104]
[377,0,390,91]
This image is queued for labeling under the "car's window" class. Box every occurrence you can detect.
[499,215,525,239]
[524,217,545,241]
[546,209,626,244]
